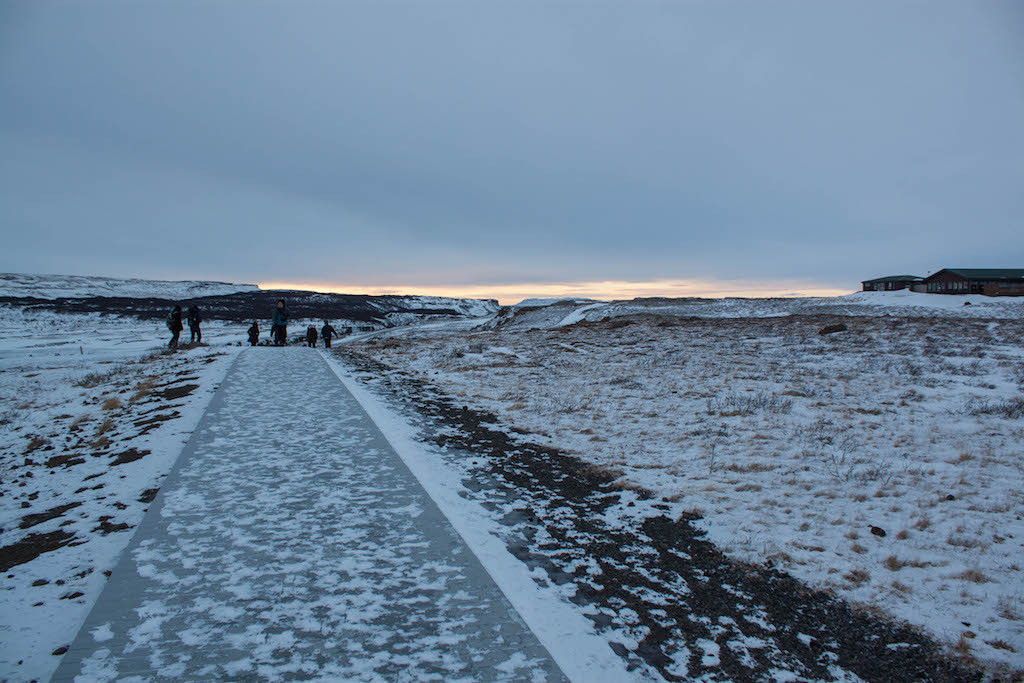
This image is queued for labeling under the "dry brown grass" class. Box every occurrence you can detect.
[101,397,122,412]
[947,535,988,550]
[954,569,991,584]
[130,378,157,404]
[24,435,48,453]
[844,568,870,585]
[884,555,943,571]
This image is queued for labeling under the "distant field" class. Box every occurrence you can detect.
[350,308,1024,671]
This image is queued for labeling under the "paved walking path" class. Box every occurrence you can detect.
[54,348,563,681]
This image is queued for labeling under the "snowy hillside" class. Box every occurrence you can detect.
[0,273,259,300]
[513,297,600,308]
[483,291,1024,330]
[371,296,498,318]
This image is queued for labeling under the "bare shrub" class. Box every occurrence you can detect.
[551,394,592,413]
[962,396,1024,420]
[74,364,129,388]
[709,391,793,416]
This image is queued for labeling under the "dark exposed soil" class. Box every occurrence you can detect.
[133,412,180,437]
[44,454,86,469]
[137,488,159,504]
[0,289,496,324]
[110,448,150,466]
[150,384,198,402]
[19,502,82,530]
[0,530,79,571]
[333,347,986,682]
[92,517,133,535]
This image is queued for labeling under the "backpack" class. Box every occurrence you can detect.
[166,312,175,331]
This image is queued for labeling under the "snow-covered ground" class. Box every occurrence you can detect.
[0,309,247,681]
[488,291,1024,331]
[0,272,258,300]
[347,296,1024,672]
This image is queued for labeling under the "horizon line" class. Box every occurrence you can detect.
[257,278,855,306]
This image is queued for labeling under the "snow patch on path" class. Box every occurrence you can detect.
[321,352,641,683]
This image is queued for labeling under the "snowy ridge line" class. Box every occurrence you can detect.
[320,352,637,683]
[0,273,259,300]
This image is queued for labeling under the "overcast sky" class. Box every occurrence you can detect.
[1,1,1022,301]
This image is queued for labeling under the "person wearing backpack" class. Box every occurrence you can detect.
[167,305,184,349]
[187,305,203,344]
[272,299,288,346]
[247,321,260,346]
[305,325,318,347]
[321,320,337,349]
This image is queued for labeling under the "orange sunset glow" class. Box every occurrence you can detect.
[257,278,853,305]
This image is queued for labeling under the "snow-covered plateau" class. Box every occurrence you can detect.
[0,272,259,300]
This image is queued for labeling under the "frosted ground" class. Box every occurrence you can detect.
[1,288,1021,680]
[0,309,252,680]
[347,291,1024,674]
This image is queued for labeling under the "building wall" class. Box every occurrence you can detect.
[983,283,1024,297]
[926,271,971,294]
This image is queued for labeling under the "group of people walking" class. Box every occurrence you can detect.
[166,305,202,350]
[168,299,341,350]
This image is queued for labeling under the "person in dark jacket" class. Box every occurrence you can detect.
[321,320,336,348]
[305,325,318,347]
[167,305,183,349]
[187,305,203,344]
[247,321,260,346]
[272,300,288,345]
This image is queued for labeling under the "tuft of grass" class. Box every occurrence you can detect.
[101,397,122,412]
[851,543,868,554]
[884,555,942,571]
[844,568,870,585]
[130,378,157,404]
[947,535,988,550]
[25,435,49,453]
[953,569,991,584]
[913,516,933,531]
[724,462,776,473]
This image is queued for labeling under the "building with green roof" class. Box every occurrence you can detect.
[861,275,923,292]
[923,269,1024,296]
